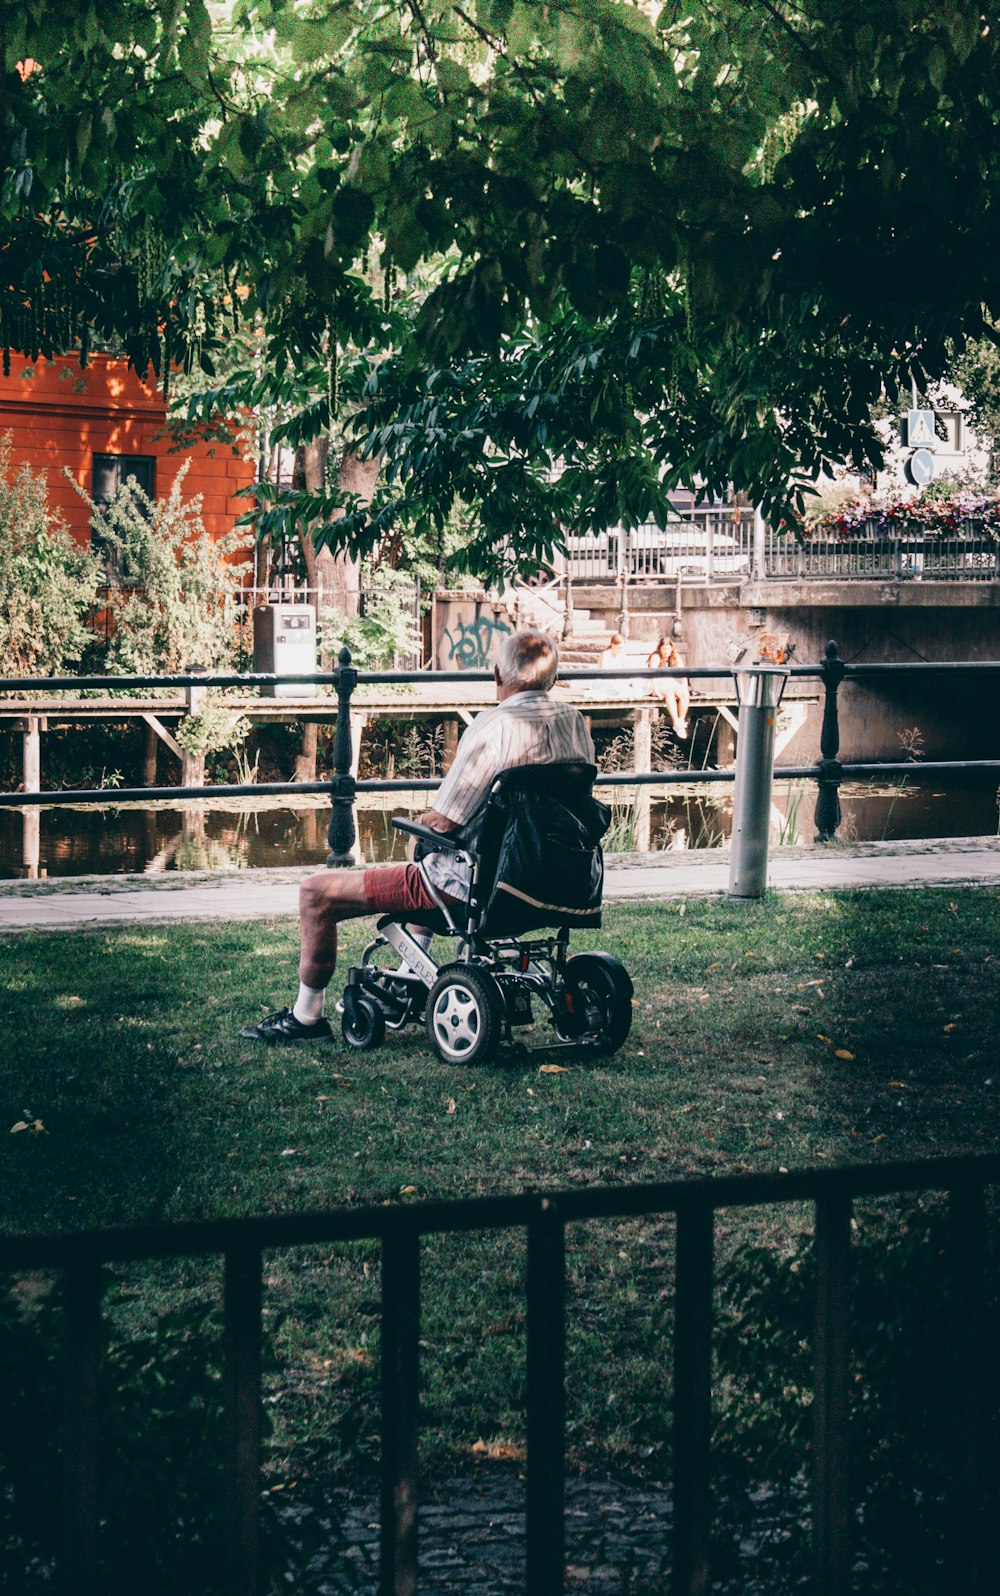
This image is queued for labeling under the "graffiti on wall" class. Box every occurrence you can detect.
[440,615,512,669]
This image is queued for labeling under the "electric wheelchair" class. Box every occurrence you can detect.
[338,762,634,1068]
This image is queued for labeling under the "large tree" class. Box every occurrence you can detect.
[3,1,998,565]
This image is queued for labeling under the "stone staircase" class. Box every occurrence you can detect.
[559,629,616,669]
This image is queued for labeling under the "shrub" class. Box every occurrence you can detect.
[318,566,421,669]
[67,460,252,676]
[711,1203,1000,1591]
[0,433,101,676]
[0,1281,345,1594]
[174,699,252,758]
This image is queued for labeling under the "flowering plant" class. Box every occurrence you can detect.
[793,487,1000,539]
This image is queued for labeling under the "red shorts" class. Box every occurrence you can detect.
[363,863,461,916]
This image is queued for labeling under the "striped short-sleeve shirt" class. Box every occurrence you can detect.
[421,690,595,900]
[433,690,595,824]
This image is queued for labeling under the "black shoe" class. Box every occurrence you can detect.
[239,1008,333,1044]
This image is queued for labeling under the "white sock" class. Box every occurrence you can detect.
[292,983,326,1025]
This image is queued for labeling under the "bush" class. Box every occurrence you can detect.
[174,699,252,758]
[711,1203,1000,1592]
[68,460,252,675]
[318,566,421,669]
[0,1280,347,1594]
[0,434,100,676]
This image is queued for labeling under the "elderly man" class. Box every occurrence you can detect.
[241,628,593,1043]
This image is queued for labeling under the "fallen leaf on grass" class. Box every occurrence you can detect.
[943,1023,958,1033]
[816,1033,832,1043]
[399,1185,418,1196]
[539,1064,569,1074]
[834,1049,855,1061]
[887,1080,907,1088]
[471,1439,526,1462]
[10,1119,45,1135]
[445,1097,457,1115]
[791,1004,811,1013]
[281,1148,299,1157]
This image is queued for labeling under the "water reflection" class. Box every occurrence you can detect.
[0,774,996,880]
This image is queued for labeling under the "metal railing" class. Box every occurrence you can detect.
[559,507,756,583]
[764,520,1000,582]
[557,510,1000,585]
[2,646,1000,856]
[1,1154,995,1595]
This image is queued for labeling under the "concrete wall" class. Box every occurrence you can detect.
[431,591,513,670]
[570,579,1000,762]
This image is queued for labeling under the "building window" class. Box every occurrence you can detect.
[91,454,155,584]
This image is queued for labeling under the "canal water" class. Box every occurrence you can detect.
[1,774,996,880]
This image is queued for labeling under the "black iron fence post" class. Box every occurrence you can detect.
[948,1180,988,1593]
[61,1257,102,1596]
[672,1199,715,1596]
[526,1194,566,1596]
[223,1245,263,1596]
[812,1191,852,1595]
[380,1222,421,1596]
[814,639,845,842]
[327,646,359,867]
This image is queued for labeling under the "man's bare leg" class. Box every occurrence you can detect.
[298,869,372,988]
[240,869,375,1043]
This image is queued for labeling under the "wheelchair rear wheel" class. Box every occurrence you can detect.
[561,952,633,1055]
[341,993,386,1050]
[426,966,503,1067]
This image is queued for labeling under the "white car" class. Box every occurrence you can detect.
[563,521,750,578]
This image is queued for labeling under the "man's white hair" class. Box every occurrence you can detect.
[496,629,559,692]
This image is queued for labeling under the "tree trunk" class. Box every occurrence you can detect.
[296,440,380,657]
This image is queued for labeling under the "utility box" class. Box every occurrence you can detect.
[252,604,317,698]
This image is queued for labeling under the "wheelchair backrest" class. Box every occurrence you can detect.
[469,761,610,937]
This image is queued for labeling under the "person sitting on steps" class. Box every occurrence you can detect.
[646,634,690,739]
[240,629,595,1044]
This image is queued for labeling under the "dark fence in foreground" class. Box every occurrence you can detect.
[1,1154,996,1596]
[2,645,1000,856]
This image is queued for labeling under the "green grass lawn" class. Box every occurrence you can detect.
[3,889,998,1234]
[2,888,999,1548]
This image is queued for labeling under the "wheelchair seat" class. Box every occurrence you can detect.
[338,761,633,1067]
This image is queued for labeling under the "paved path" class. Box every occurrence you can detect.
[0,836,997,933]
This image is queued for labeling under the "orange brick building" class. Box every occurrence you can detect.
[0,352,254,557]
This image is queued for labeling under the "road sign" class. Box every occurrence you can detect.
[906,408,936,446]
[905,448,935,487]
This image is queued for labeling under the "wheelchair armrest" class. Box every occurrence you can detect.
[391,817,466,853]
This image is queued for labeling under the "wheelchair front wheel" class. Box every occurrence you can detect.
[426,966,503,1067]
[342,993,386,1050]
[562,952,633,1055]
